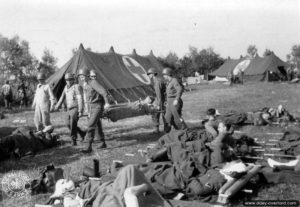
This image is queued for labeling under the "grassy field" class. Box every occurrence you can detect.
[1,82,300,207]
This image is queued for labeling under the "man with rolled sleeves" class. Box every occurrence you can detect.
[147,68,166,133]
[162,68,186,132]
[55,73,86,146]
[79,68,110,153]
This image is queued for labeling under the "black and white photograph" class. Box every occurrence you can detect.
[0,0,300,206]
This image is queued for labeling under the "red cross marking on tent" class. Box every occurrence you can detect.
[125,58,148,83]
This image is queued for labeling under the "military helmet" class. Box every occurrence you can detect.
[37,72,46,80]
[147,68,157,75]
[78,68,89,76]
[162,68,172,76]
[64,73,74,80]
[89,69,97,76]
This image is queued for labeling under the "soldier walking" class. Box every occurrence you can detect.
[162,68,186,132]
[55,73,86,146]
[78,68,110,153]
[147,68,166,133]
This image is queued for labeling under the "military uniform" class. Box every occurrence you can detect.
[2,83,13,109]
[32,83,55,131]
[204,119,220,138]
[17,83,28,107]
[164,77,185,132]
[56,83,85,144]
[151,76,166,131]
[83,79,108,148]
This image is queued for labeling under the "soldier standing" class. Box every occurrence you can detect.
[32,72,56,131]
[162,68,186,132]
[55,73,86,146]
[78,68,110,153]
[1,80,13,110]
[147,68,166,133]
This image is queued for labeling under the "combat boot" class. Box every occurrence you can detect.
[72,139,77,146]
[80,143,92,153]
[97,141,107,149]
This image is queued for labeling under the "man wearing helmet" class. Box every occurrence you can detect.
[78,68,110,153]
[162,68,186,132]
[32,72,56,131]
[147,68,166,133]
[55,73,86,146]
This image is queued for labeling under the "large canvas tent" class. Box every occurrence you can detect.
[47,44,163,103]
[211,53,288,81]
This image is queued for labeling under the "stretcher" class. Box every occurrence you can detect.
[217,165,261,204]
[103,102,159,122]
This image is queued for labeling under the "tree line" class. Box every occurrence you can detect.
[1,34,300,82]
[158,44,300,78]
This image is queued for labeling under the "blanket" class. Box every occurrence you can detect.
[78,165,171,207]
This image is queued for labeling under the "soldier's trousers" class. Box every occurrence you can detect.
[85,104,105,144]
[151,105,166,129]
[34,104,51,131]
[65,108,86,141]
[164,98,184,131]
[4,95,12,109]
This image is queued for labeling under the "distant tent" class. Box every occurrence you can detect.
[47,44,163,103]
[211,53,288,81]
[210,57,247,77]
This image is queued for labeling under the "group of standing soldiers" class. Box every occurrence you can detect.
[1,80,28,109]
[147,67,186,133]
[32,68,109,153]
[31,66,185,153]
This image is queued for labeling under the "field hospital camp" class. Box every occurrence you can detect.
[1,0,300,207]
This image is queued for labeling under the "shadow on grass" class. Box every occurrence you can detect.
[0,146,81,173]
[112,131,163,143]
[0,126,17,137]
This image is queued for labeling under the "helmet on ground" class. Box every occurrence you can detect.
[162,68,172,76]
[147,68,157,75]
[37,72,46,80]
[78,68,89,76]
[64,73,74,80]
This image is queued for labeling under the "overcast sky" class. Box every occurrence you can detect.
[0,0,299,66]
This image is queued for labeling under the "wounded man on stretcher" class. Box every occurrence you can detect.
[103,96,161,122]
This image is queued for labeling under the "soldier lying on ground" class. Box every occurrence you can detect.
[136,158,248,202]
[0,125,59,160]
[277,126,300,156]
[147,122,237,163]
[44,165,168,207]
[215,105,297,126]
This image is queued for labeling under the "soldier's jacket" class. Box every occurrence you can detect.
[165,77,183,100]
[32,83,55,108]
[152,76,166,107]
[186,169,226,202]
[56,84,83,112]
[2,84,12,96]
[204,119,220,138]
[83,80,108,105]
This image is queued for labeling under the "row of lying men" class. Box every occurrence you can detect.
[17,106,299,207]
[29,107,300,207]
